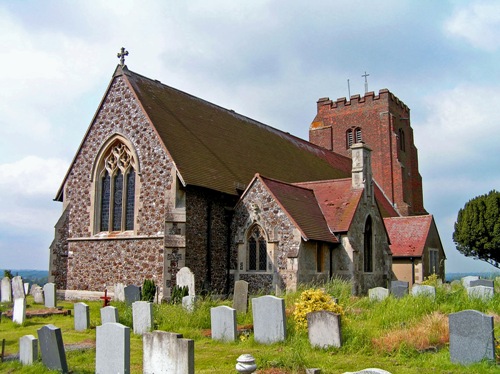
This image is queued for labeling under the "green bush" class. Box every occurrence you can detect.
[171,285,189,304]
[142,279,156,302]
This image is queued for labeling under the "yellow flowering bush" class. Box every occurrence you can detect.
[293,288,344,331]
[421,273,440,287]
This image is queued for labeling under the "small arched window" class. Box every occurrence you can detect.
[96,140,137,232]
[247,225,267,271]
[363,216,373,273]
[398,128,406,152]
[346,129,354,149]
[355,127,362,143]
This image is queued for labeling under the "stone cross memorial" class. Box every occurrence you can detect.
[96,322,130,374]
[211,305,237,342]
[37,324,68,373]
[143,331,194,374]
[252,295,287,344]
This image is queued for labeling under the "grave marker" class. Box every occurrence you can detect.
[211,306,237,342]
[33,286,44,304]
[124,285,141,306]
[132,301,153,335]
[19,334,38,365]
[23,282,29,295]
[182,295,197,312]
[411,284,435,298]
[101,306,119,324]
[252,295,286,344]
[368,287,389,301]
[96,322,130,374]
[176,267,195,296]
[307,311,342,348]
[467,285,494,300]
[390,281,408,298]
[74,302,90,331]
[37,324,68,373]
[1,277,11,302]
[470,279,494,288]
[233,280,249,313]
[143,331,194,374]
[43,283,57,308]
[13,297,26,324]
[461,276,479,288]
[115,283,125,302]
[11,276,25,299]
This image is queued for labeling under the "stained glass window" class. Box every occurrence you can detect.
[247,226,267,272]
[125,170,135,231]
[113,171,123,231]
[100,172,111,232]
[249,237,257,271]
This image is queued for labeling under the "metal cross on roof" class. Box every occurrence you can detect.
[362,71,370,93]
[117,47,129,67]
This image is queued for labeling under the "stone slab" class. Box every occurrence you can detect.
[43,283,57,308]
[176,267,195,296]
[1,277,11,302]
[470,279,494,288]
[101,306,119,324]
[461,276,479,288]
[390,281,408,298]
[233,280,249,313]
[11,276,25,299]
[37,324,68,372]
[211,305,237,342]
[143,331,194,374]
[132,301,153,335]
[411,284,435,298]
[96,322,130,374]
[252,295,286,344]
[467,285,494,300]
[115,283,125,302]
[368,287,389,301]
[74,302,90,331]
[13,297,26,324]
[307,310,342,348]
[33,286,44,304]
[124,285,141,306]
[19,334,38,365]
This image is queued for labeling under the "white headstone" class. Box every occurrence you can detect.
[211,306,237,342]
[307,311,342,348]
[132,301,153,335]
[143,331,194,374]
[19,334,38,366]
[114,283,125,302]
[252,295,286,344]
[23,282,29,296]
[461,276,479,288]
[33,286,44,304]
[176,267,195,296]
[11,276,25,299]
[13,297,26,324]
[467,285,494,300]
[100,306,119,324]
[411,284,436,298]
[43,283,57,308]
[368,287,389,301]
[74,302,90,331]
[1,277,12,302]
[96,323,130,374]
[182,295,197,312]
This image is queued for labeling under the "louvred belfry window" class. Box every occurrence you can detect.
[98,141,136,232]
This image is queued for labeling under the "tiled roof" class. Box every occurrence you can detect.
[124,68,352,196]
[257,175,338,244]
[383,215,433,257]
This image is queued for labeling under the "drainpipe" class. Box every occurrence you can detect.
[204,198,212,293]
[410,257,415,285]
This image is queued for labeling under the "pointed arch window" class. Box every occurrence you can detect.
[398,128,406,152]
[248,225,267,271]
[96,140,137,233]
[363,216,373,273]
[346,129,354,149]
[355,127,362,143]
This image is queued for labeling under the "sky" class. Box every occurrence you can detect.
[1,0,500,274]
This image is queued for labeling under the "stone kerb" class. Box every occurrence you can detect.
[96,322,130,374]
[37,324,68,373]
[132,301,153,335]
[176,267,195,296]
[368,287,389,301]
[1,277,12,302]
[461,276,479,288]
[448,309,495,364]
[13,297,26,324]
[411,284,435,298]
[467,285,494,300]
[43,283,57,308]
[19,334,38,366]
[233,280,249,313]
[74,302,90,331]
[211,305,237,342]
[307,311,342,348]
[100,306,119,324]
[252,295,287,344]
[143,331,195,374]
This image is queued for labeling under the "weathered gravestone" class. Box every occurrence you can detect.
[470,279,494,288]
[461,275,479,288]
[368,287,389,301]
[252,295,286,344]
[33,286,44,304]
[132,301,153,335]
[24,282,29,295]
[307,310,342,348]
[43,283,57,308]
[449,309,495,364]
[176,267,195,296]
[19,334,38,366]
[100,306,119,324]
[233,280,249,313]
[1,277,12,302]
[13,297,26,324]
[211,305,237,342]
[411,284,435,298]
[390,281,408,298]
[30,283,40,295]
[467,285,494,300]
[37,324,68,373]
[74,302,90,331]
[124,284,141,306]
[114,283,125,302]
[182,295,197,312]
[96,322,130,374]
[143,331,194,374]
[11,276,25,299]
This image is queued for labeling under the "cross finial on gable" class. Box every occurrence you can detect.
[117,47,129,67]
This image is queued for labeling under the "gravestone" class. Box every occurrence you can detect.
[19,334,38,365]
[307,311,342,348]
[124,284,141,306]
[37,324,68,373]
[211,306,237,342]
[176,267,195,296]
[24,282,29,295]
[233,280,249,313]
[343,369,392,374]
[33,286,44,304]
[411,284,435,298]
[461,276,479,288]
[132,301,153,335]
[101,306,119,324]
[1,277,12,302]
[115,283,125,302]
[368,287,389,301]
[390,281,408,298]
[11,276,25,299]
[467,285,494,300]
[30,283,40,295]
[96,322,130,374]
[252,295,286,344]
[143,331,194,374]
[13,297,26,324]
[74,302,90,331]
[43,283,57,308]
[182,295,197,312]
[449,309,495,364]
[470,279,494,288]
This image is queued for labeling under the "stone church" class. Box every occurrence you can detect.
[49,63,445,299]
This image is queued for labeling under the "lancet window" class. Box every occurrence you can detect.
[248,225,267,271]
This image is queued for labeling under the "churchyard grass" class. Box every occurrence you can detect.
[1,280,500,373]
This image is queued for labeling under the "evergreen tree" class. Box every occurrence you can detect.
[453,190,500,268]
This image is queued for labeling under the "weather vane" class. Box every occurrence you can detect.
[117,47,129,67]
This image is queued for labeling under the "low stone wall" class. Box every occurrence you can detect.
[57,290,115,301]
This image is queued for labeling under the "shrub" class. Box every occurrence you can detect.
[171,285,189,304]
[142,279,156,302]
[293,288,344,331]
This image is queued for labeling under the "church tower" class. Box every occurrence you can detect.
[309,89,426,216]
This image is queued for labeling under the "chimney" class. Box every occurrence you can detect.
[351,142,373,197]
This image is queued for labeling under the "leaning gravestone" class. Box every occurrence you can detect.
[390,281,408,298]
[101,306,119,324]
[96,322,130,374]
[467,285,494,300]
[411,284,435,298]
[307,310,342,348]
[124,284,141,306]
[132,301,153,335]
[176,267,195,296]
[461,276,479,288]
[19,334,38,366]
[252,295,287,344]
[30,283,40,295]
[1,277,12,302]
[43,283,57,308]
[37,324,68,373]
[74,302,90,331]
[143,331,194,374]
[33,286,44,304]
[449,309,495,364]
[368,287,389,301]
[233,280,249,313]
[12,276,25,299]
[13,297,26,324]
[470,279,494,288]
[211,305,237,342]
[114,283,125,302]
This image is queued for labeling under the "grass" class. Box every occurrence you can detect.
[1,279,500,373]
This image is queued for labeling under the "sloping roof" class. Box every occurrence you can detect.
[256,175,338,244]
[384,215,433,257]
[124,67,352,196]
[295,179,363,232]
